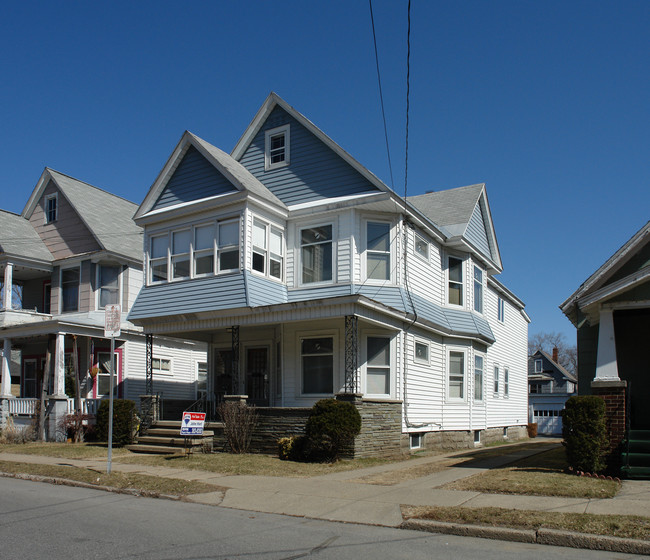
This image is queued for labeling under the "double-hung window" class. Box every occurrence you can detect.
[96,352,118,397]
[534,359,542,373]
[45,194,57,224]
[366,336,391,396]
[171,230,191,280]
[448,257,463,306]
[194,224,215,276]
[366,222,390,281]
[252,219,284,280]
[218,220,240,272]
[473,266,483,313]
[152,357,172,375]
[98,265,120,308]
[474,355,484,401]
[61,268,80,312]
[301,337,333,394]
[301,225,332,284]
[504,368,510,396]
[494,365,500,394]
[448,350,465,399]
[150,235,169,283]
[265,125,290,170]
[497,297,505,322]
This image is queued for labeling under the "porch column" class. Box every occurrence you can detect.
[2,262,13,310]
[1,338,13,397]
[231,325,240,394]
[595,308,620,381]
[344,315,359,393]
[53,333,66,397]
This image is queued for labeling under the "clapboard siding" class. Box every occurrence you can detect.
[246,272,288,307]
[30,181,101,259]
[238,106,380,206]
[152,146,238,210]
[466,201,491,260]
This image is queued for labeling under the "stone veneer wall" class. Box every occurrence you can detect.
[401,425,529,453]
[591,379,627,473]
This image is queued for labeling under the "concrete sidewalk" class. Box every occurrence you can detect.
[2,440,649,528]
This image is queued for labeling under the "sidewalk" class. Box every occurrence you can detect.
[2,440,649,528]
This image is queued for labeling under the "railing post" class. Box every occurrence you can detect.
[345,315,358,393]
[231,326,240,395]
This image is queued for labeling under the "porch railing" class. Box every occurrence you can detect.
[7,398,101,416]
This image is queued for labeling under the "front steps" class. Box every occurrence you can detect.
[621,429,650,479]
[127,420,220,455]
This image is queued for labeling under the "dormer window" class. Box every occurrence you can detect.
[265,125,290,170]
[45,194,57,224]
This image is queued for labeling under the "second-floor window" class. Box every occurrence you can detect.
[497,297,505,322]
[194,223,215,276]
[61,267,79,312]
[171,229,191,280]
[448,257,463,306]
[473,266,483,313]
[98,265,120,308]
[366,222,390,281]
[218,220,240,272]
[150,235,169,282]
[252,219,284,280]
[301,225,332,284]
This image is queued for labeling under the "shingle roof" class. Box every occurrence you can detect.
[0,209,52,263]
[46,169,143,261]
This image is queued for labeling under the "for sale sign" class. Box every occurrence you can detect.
[180,412,206,436]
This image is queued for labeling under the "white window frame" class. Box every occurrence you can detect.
[497,297,505,322]
[95,351,120,398]
[148,232,169,285]
[474,354,484,402]
[152,357,172,376]
[363,333,393,398]
[504,367,510,397]
[410,433,422,449]
[197,361,208,397]
[193,222,216,278]
[414,233,429,261]
[264,124,290,171]
[217,218,240,273]
[534,359,543,373]
[447,256,464,307]
[473,266,483,314]
[447,348,466,401]
[364,219,392,282]
[414,338,429,364]
[96,263,122,310]
[299,222,335,286]
[171,228,191,281]
[251,217,284,281]
[60,266,80,313]
[44,193,58,224]
[299,332,336,397]
[493,365,500,395]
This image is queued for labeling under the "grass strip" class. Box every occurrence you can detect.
[0,460,222,496]
[0,442,131,460]
[402,505,650,541]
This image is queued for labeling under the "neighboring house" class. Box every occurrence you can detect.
[561,221,650,435]
[528,348,577,435]
[128,92,530,455]
[0,168,206,440]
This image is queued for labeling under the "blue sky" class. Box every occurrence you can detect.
[2,1,648,342]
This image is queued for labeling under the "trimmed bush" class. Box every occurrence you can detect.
[95,399,138,446]
[562,395,609,473]
[304,398,361,462]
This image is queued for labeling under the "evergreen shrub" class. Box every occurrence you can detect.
[562,395,609,473]
[306,398,361,461]
[95,399,138,446]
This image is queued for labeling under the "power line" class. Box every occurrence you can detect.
[368,0,395,189]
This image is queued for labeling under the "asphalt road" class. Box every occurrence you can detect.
[0,478,639,560]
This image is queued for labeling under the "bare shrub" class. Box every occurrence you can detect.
[0,417,36,444]
[58,413,94,443]
[217,401,258,454]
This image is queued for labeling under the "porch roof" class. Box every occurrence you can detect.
[128,272,495,343]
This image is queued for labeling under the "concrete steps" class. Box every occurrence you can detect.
[127,420,222,455]
[621,429,650,479]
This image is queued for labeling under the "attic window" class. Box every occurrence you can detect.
[265,125,290,170]
[534,359,542,373]
[45,194,57,224]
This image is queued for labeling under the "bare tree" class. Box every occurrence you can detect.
[528,331,577,375]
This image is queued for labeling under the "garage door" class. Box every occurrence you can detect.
[533,407,563,435]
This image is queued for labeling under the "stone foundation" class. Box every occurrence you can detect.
[402,425,529,453]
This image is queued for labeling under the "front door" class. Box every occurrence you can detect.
[246,347,269,406]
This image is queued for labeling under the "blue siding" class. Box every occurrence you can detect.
[245,272,288,307]
[238,106,381,206]
[287,284,352,302]
[152,146,238,210]
[466,201,492,260]
[128,274,247,320]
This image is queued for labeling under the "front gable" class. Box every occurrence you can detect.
[234,97,384,206]
[151,145,239,211]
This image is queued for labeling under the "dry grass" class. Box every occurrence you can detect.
[402,505,650,541]
[0,442,131,460]
[0,460,222,496]
[443,447,620,498]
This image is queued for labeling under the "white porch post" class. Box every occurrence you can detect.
[595,308,620,381]
[3,263,13,310]
[1,338,13,397]
[53,333,66,396]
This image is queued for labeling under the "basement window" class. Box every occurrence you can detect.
[410,433,422,449]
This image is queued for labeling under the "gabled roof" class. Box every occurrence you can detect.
[134,131,286,221]
[529,349,577,383]
[408,184,502,272]
[0,209,52,264]
[561,220,650,325]
[231,92,393,197]
[22,168,142,261]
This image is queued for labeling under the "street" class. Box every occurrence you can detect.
[0,478,639,560]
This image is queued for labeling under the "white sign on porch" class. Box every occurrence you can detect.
[104,304,121,338]
[180,412,206,436]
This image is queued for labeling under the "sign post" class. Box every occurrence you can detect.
[104,304,121,474]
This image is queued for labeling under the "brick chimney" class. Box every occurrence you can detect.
[552,346,559,363]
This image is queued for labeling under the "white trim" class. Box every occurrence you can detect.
[413,337,430,364]
[473,264,484,314]
[95,263,123,310]
[473,353,485,402]
[446,254,464,308]
[44,193,58,224]
[414,233,429,262]
[362,218,394,283]
[362,330,395,399]
[297,330,338,397]
[447,347,467,402]
[296,220,336,287]
[264,124,290,171]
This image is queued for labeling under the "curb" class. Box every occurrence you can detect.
[401,519,650,556]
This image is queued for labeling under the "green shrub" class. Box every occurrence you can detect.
[95,399,138,446]
[304,398,361,462]
[562,395,609,473]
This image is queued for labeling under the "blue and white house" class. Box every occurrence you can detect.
[129,93,530,452]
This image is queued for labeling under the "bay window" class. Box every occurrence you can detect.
[301,225,332,284]
[193,224,215,276]
[218,220,240,272]
[252,218,283,280]
[448,257,463,306]
[150,235,168,283]
[366,222,390,281]
[171,229,191,280]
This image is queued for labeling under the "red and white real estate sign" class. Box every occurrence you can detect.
[180,412,206,436]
